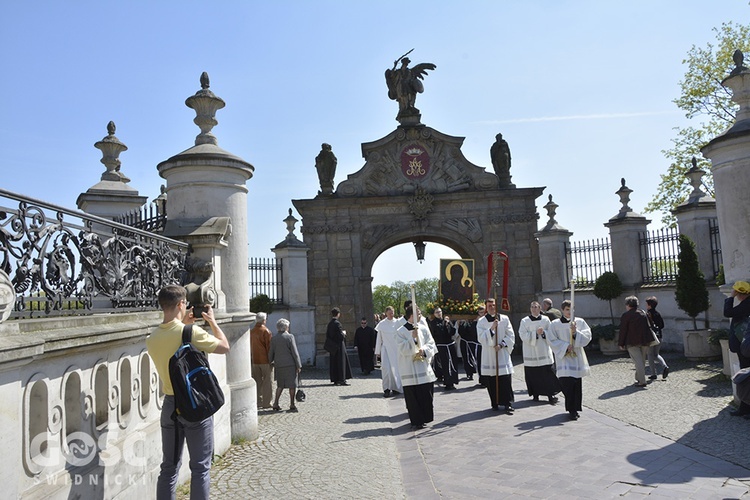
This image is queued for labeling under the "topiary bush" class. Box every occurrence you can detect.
[593,271,623,325]
[250,293,274,314]
[675,234,709,330]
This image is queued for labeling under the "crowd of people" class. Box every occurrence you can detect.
[149,280,750,498]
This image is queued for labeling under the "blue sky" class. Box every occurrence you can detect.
[1,1,748,288]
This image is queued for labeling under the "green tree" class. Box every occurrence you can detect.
[675,234,710,330]
[593,271,623,325]
[371,278,438,315]
[645,21,750,225]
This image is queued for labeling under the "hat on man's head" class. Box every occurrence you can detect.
[733,281,750,294]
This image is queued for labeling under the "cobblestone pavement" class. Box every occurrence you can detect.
[182,350,750,499]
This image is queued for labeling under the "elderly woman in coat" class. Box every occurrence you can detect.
[269,318,302,412]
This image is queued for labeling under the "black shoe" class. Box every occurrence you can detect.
[445,385,456,391]
[466,375,474,380]
[384,389,391,397]
[532,395,539,402]
[340,382,350,386]
[491,405,500,411]
[548,396,559,405]
[505,405,514,415]
[662,367,670,379]
[648,375,658,380]
[569,411,579,421]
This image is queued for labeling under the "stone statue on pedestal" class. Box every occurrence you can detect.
[491,133,515,188]
[315,143,337,195]
[384,49,436,125]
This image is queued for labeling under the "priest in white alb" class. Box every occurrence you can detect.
[375,306,403,397]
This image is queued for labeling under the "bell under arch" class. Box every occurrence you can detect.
[293,124,544,352]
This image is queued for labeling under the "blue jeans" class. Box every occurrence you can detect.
[156,396,214,500]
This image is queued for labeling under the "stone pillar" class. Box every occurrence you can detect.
[701,50,750,291]
[272,209,316,364]
[534,195,572,294]
[157,72,256,440]
[272,210,310,307]
[76,121,147,218]
[604,179,650,288]
[673,158,718,280]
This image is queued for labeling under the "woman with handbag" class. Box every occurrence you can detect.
[269,318,302,412]
[645,297,669,380]
[618,296,653,388]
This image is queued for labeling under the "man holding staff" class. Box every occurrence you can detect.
[395,300,438,430]
[477,298,515,414]
[548,299,592,421]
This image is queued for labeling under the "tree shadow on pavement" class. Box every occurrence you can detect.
[597,384,647,400]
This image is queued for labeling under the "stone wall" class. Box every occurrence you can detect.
[0,312,238,499]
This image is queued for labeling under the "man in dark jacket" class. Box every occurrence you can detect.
[618,296,652,387]
[725,281,750,416]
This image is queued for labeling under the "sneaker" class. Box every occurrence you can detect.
[662,367,670,380]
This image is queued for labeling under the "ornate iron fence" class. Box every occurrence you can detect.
[709,218,723,279]
[639,226,680,285]
[565,238,612,287]
[0,189,189,319]
[248,257,283,304]
[113,200,166,233]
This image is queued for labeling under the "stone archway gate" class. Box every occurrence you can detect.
[293,125,544,353]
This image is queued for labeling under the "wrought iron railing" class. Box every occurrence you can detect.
[248,257,283,304]
[565,238,612,287]
[0,189,189,319]
[113,200,166,233]
[709,218,722,279]
[639,226,680,285]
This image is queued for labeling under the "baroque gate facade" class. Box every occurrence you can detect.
[293,125,544,350]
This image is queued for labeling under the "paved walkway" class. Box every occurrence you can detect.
[187,351,750,499]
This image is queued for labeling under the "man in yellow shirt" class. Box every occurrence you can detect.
[146,285,229,500]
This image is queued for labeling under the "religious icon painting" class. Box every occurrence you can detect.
[439,259,475,303]
[400,144,430,181]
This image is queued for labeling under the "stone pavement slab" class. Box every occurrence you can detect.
[181,352,750,499]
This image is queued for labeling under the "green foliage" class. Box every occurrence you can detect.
[593,271,623,325]
[372,278,438,315]
[716,264,725,286]
[650,258,678,280]
[707,328,729,346]
[249,293,274,314]
[645,21,750,225]
[591,323,618,341]
[675,234,710,329]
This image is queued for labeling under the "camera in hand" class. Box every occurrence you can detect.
[190,304,208,321]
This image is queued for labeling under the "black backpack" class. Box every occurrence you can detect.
[169,324,225,422]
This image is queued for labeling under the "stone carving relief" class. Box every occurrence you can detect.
[408,187,434,221]
[489,212,539,224]
[443,218,482,243]
[361,224,400,250]
[335,127,499,198]
[301,224,356,234]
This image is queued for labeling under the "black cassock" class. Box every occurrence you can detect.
[354,326,377,373]
[327,318,352,383]
[458,319,482,378]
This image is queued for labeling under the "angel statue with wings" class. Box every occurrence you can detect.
[385,49,436,124]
